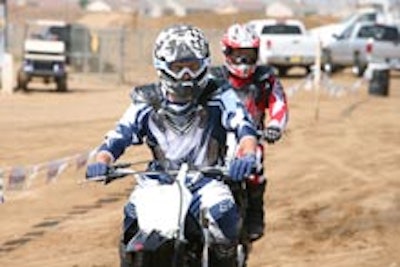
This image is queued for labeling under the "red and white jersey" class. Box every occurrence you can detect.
[209,65,288,131]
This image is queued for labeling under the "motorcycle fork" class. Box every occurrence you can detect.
[200,208,210,267]
[231,181,251,267]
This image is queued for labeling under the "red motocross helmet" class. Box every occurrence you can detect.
[221,23,260,79]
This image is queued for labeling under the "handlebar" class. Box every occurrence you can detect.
[88,163,229,185]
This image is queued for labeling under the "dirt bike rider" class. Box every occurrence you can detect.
[86,24,258,266]
[209,23,289,242]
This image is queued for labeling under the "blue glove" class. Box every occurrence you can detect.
[229,154,256,181]
[147,160,174,184]
[156,173,174,184]
[86,162,109,179]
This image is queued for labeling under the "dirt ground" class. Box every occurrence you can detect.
[1,69,399,267]
[1,10,400,267]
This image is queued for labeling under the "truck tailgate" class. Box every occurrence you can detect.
[259,35,317,64]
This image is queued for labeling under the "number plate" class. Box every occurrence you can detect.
[290,56,302,63]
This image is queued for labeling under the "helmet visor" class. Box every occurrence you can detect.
[228,48,258,65]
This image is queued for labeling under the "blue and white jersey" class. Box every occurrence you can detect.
[99,82,257,169]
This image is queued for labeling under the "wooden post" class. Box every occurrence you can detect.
[314,36,322,121]
[1,53,14,94]
[0,169,4,203]
[0,0,13,94]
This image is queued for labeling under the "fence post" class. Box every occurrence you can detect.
[313,36,322,121]
[98,29,104,75]
[0,169,4,203]
[1,53,14,94]
[118,27,126,85]
[83,29,89,73]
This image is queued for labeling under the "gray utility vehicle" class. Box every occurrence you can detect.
[322,22,400,76]
[17,20,68,91]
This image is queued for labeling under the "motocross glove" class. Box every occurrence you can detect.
[147,160,174,185]
[86,162,109,179]
[156,173,174,185]
[263,126,282,144]
[229,154,256,181]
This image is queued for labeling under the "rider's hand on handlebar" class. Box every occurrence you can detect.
[86,162,109,179]
[156,173,174,185]
[263,126,282,144]
[148,160,174,184]
[229,154,256,181]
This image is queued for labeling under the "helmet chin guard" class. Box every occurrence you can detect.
[226,63,256,79]
[159,70,208,103]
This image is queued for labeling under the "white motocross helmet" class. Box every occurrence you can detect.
[153,25,211,134]
[153,24,211,103]
[221,23,260,79]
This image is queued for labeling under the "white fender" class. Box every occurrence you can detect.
[129,164,193,239]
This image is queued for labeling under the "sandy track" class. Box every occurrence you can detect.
[1,70,400,267]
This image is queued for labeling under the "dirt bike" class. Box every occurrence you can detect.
[90,161,251,267]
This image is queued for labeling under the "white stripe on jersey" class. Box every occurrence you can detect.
[148,116,212,167]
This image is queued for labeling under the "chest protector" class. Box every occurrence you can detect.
[130,81,227,169]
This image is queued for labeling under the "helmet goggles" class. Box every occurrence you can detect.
[164,58,209,81]
[228,48,258,65]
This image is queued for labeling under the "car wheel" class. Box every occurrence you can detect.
[17,69,28,91]
[322,49,335,74]
[353,52,367,77]
[276,66,289,77]
[56,77,68,92]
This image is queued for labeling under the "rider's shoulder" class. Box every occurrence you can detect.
[254,65,277,81]
[130,83,163,107]
[208,65,228,80]
[204,77,231,99]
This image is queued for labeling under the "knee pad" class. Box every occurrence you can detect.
[211,203,240,241]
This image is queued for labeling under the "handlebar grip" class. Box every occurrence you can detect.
[111,162,133,169]
[103,167,134,184]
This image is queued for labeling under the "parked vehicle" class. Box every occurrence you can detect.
[322,21,400,76]
[16,19,96,91]
[310,7,387,48]
[17,20,68,91]
[248,19,318,76]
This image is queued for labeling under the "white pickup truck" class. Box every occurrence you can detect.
[323,21,400,76]
[248,19,318,76]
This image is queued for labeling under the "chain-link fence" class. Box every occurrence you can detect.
[8,23,226,86]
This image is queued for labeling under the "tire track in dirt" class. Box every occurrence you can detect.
[271,96,400,265]
[0,190,129,255]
